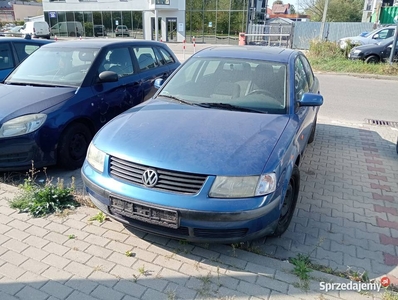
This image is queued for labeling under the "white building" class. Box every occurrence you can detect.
[42,0,186,42]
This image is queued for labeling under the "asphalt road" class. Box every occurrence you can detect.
[316,73,398,124]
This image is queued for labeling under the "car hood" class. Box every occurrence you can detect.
[352,42,385,51]
[0,84,76,123]
[94,98,290,176]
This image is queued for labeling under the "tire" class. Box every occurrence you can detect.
[57,123,92,170]
[365,55,379,64]
[307,117,317,144]
[269,166,300,237]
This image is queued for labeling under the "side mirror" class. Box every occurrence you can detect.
[373,34,380,39]
[298,93,323,107]
[98,71,118,83]
[154,78,164,89]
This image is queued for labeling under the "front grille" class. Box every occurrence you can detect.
[193,228,248,239]
[109,156,207,194]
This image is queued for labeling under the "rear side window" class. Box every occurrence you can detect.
[0,43,14,70]
[158,47,175,65]
[14,43,40,61]
[134,47,159,71]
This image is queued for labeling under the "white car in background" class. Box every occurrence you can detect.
[339,25,396,50]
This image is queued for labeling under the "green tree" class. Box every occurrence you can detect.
[302,0,363,22]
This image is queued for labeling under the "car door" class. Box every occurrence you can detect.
[90,46,145,126]
[132,46,173,101]
[294,55,314,149]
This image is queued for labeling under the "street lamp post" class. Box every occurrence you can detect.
[389,16,398,65]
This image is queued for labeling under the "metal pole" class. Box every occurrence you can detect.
[319,0,330,40]
[389,23,398,65]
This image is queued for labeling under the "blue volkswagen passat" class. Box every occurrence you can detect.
[82,46,323,243]
[0,39,180,171]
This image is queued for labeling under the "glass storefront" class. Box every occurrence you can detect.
[44,11,143,38]
[186,0,249,44]
[44,0,250,43]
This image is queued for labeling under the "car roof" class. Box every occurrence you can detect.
[193,46,296,63]
[41,39,165,49]
[0,37,52,45]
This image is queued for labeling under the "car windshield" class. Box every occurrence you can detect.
[158,57,287,114]
[5,46,98,87]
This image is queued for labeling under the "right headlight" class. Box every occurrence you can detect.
[86,143,106,173]
[209,173,277,198]
[0,114,47,138]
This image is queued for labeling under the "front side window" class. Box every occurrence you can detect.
[99,48,134,77]
[294,57,309,101]
[299,55,314,88]
[159,57,287,114]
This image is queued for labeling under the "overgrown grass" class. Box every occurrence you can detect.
[9,162,79,218]
[307,39,398,76]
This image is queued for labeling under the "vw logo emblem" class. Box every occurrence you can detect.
[142,169,158,187]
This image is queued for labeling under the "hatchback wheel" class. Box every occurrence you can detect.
[58,123,92,170]
[270,166,300,237]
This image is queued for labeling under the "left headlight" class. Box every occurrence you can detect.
[86,142,106,173]
[209,173,277,198]
[353,49,362,55]
[0,114,47,138]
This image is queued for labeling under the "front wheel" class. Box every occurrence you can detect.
[57,123,92,170]
[365,55,379,64]
[269,166,300,237]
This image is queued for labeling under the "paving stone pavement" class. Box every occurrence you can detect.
[0,42,397,299]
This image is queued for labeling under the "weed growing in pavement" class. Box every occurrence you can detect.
[166,288,177,300]
[89,211,107,223]
[125,250,135,257]
[291,253,312,291]
[68,234,76,239]
[9,161,78,217]
[383,290,398,300]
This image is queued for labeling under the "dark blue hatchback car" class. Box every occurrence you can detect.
[0,39,180,171]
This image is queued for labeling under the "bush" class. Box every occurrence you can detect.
[308,39,344,59]
[9,162,79,217]
[84,22,93,37]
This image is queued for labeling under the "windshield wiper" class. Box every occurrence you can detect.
[159,94,194,106]
[196,102,265,113]
[5,82,66,88]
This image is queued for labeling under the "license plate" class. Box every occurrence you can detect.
[110,196,179,229]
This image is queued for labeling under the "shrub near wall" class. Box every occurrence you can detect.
[84,22,93,37]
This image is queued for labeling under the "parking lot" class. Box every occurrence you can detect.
[0,41,397,299]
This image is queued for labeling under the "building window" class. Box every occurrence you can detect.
[156,0,170,4]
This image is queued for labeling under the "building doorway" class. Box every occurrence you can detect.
[166,18,177,42]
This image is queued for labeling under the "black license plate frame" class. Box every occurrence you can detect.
[110,196,179,229]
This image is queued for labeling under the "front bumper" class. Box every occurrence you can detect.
[0,133,55,171]
[82,169,281,243]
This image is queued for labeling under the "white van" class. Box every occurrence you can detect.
[50,21,84,37]
[20,21,51,39]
